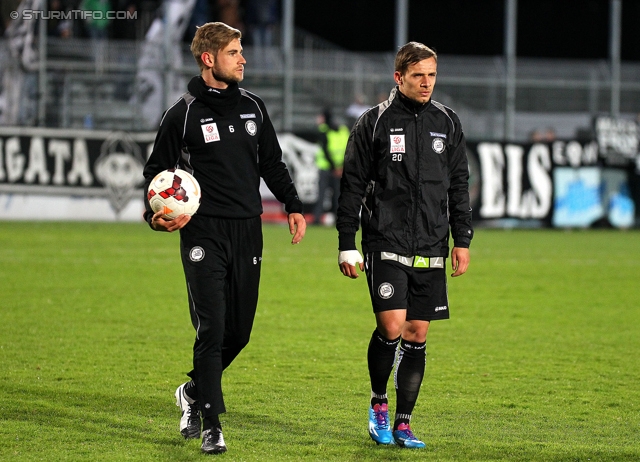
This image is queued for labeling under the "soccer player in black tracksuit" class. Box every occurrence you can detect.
[142,22,306,455]
[337,42,473,448]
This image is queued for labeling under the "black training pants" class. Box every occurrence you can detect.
[179,215,263,417]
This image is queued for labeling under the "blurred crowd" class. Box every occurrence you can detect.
[0,0,281,45]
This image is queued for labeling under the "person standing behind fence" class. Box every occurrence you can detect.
[245,0,279,48]
[313,109,349,226]
[336,41,473,448]
[80,0,111,72]
[80,0,111,39]
[245,0,279,71]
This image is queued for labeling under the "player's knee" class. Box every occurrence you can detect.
[402,321,429,343]
[376,324,402,341]
[195,326,224,347]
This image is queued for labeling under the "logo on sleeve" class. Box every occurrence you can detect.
[390,134,405,153]
[201,123,220,143]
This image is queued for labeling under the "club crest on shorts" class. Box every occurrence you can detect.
[190,246,205,262]
[245,120,257,136]
[432,138,445,153]
[378,282,394,299]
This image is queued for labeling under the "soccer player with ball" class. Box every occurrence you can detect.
[142,22,306,455]
[337,42,473,448]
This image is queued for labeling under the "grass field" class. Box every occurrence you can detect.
[1,222,639,461]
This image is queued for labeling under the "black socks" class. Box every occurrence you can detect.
[368,330,427,429]
[367,329,400,406]
[394,338,426,429]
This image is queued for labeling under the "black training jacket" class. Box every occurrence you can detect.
[337,87,473,257]
[143,76,302,224]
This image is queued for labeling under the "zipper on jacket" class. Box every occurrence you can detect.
[411,112,419,255]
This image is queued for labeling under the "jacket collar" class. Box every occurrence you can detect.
[187,76,241,116]
[394,86,431,114]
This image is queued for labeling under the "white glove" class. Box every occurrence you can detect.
[338,250,364,267]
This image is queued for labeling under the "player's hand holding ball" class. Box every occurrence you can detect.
[148,168,201,232]
[151,211,191,232]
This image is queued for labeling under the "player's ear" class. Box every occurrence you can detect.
[201,51,215,68]
[394,71,403,86]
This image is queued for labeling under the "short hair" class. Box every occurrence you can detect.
[394,42,438,75]
[190,22,242,71]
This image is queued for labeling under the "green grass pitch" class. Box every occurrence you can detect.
[0,222,639,461]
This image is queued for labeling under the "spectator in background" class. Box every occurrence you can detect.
[185,0,210,42]
[530,127,557,143]
[216,0,244,34]
[112,0,138,100]
[112,0,138,40]
[314,109,349,225]
[80,0,111,39]
[80,0,111,71]
[345,93,369,128]
[245,0,279,48]
[0,0,22,36]
[245,0,279,70]
[48,0,73,38]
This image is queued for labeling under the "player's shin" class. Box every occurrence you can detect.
[393,338,426,428]
[367,329,400,445]
[368,329,400,405]
[392,338,427,448]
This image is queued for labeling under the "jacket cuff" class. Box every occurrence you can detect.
[453,228,473,249]
[453,235,471,248]
[285,197,304,215]
[143,210,155,230]
[338,232,357,251]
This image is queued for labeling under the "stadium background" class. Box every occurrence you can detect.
[2,4,638,460]
[0,0,638,228]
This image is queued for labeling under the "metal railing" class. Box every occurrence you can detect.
[1,34,639,141]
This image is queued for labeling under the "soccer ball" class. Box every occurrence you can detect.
[147,168,201,220]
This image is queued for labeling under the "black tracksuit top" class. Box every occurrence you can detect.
[337,87,473,257]
[143,76,302,223]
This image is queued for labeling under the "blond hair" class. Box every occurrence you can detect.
[190,22,242,71]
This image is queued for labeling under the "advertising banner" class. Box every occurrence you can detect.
[0,127,318,222]
[0,127,154,220]
[467,138,637,228]
[0,127,638,228]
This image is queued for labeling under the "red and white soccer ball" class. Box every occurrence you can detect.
[147,168,201,220]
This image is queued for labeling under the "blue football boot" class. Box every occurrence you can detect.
[392,422,426,448]
[368,403,394,445]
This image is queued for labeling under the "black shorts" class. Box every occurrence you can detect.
[364,252,450,321]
